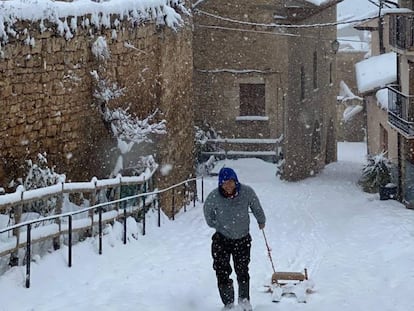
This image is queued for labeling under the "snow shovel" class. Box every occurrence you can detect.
[261,229,308,285]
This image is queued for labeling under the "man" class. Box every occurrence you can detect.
[203,167,266,311]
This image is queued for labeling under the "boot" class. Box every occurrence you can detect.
[238,280,250,302]
[238,298,252,311]
[221,302,235,310]
[218,283,234,307]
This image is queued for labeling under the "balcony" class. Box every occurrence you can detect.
[389,14,414,53]
[387,86,414,138]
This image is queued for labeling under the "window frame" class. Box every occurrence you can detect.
[239,83,266,117]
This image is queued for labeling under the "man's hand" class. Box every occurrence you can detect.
[259,223,265,230]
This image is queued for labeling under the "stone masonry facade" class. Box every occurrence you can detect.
[0,10,194,217]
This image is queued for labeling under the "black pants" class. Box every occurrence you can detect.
[211,232,252,306]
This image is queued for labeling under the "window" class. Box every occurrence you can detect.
[329,62,333,85]
[239,83,265,116]
[300,65,305,100]
[313,51,318,89]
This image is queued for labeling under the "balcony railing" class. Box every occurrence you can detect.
[389,14,414,51]
[387,86,414,138]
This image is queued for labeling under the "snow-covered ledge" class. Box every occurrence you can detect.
[0,0,188,44]
[236,116,269,121]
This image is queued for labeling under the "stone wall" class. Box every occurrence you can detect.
[283,4,338,181]
[193,0,288,143]
[0,13,194,216]
[336,51,366,142]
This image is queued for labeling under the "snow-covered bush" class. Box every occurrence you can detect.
[194,124,222,174]
[359,152,392,193]
[194,124,221,156]
[23,153,66,215]
[24,153,65,191]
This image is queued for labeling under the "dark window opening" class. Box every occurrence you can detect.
[300,66,305,100]
[239,83,266,116]
[329,62,333,85]
[313,51,318,89]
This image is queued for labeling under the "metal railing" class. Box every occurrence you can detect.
[200,138,279,161]
[387,85,414,138]
[389,14,414,51]
[0,174,204,288]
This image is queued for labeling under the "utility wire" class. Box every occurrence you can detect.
[196,24,299,37]
[196,24,372,45]
[194,8,379,29]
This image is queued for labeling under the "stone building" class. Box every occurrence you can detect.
[354,1,414,205]
[193,0,340,181]
[336,21,369,142]
[354,13,399,160]
[0,1,194,216]
[385,1,414,205]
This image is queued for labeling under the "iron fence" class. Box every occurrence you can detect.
[0,174,204,288]
[387,85,414,138]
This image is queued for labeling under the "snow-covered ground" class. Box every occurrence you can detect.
[1,142,414,311]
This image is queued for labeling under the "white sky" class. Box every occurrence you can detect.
[337,0,379,19]
[1,142,414,310]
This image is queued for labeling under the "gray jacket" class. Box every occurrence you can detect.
[203,184,266,239]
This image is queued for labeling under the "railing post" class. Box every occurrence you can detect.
[155,177,161,228]
[142,181,147,236]
[25,224,31,288]
[98,206,103,255]
[123,208,127,244]
[54,182,64,251]
[193,179,196,207]
[157,198,161,227]
[89,179,97,238]
[68,215,72,267]
[201,176,204,203]
[10,194,23,267]
[184,183,187,213]
[172,188,175,220]
[116,177,121,215]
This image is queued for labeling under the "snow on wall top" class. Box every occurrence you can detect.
[193,0,333,7]
[355,52,396,94]
[305,0,331,5]
[0,0,187,44]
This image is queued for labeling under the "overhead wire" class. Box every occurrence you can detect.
[196,24,372,45]
[193,5,377,46]
[194,8,379,29]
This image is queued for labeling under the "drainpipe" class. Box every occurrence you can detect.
[378,0,385,54]
[397,133,403,202]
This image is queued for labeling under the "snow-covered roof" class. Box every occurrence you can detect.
[0,0,187,43]
[355,52,396,94]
